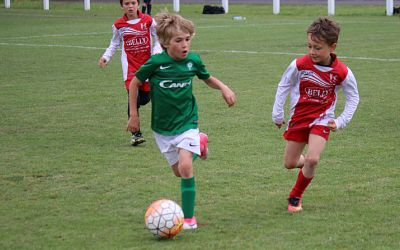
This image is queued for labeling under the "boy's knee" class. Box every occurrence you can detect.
[173,171,181,177]
[283,160,298,169]
[179,163,193,178]
[305,155,319,167]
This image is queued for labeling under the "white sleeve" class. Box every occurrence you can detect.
[102,25,120,62]
[334,68,360,129]
[150,19,163,55]
[272,60,298,124]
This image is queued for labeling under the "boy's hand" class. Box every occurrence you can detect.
[327,119,337,131]
[126,115,140,132]
[203,77,236,107]
[98,57,108,68]
[221,87,236,107]
[275,121,285,129]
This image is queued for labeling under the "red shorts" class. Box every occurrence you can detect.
[125,79,150,92]
[283,125,330,143]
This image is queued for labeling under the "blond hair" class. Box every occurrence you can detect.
[154,11,195,47]
[307,17,340,45]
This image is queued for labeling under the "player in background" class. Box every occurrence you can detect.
[141,0,152,16]
[98,0,162,146]
[126,12,236,229]
[272,17,359,213]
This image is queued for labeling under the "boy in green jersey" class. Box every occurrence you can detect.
[126,11,236,229]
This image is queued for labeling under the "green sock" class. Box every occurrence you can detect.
[181,177,196,218]
[192,153,198,161]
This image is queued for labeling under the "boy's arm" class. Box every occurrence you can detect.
[331,68,360,130]
[99,25,120,68]
[150,19,163,55]
[126,77,143,132]
[272,60,297,127]
[203,76,236,107]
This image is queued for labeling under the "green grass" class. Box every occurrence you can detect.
[1,2,400,249]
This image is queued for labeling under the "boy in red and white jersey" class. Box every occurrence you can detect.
[98,0,162,146]
[272,17,359,213]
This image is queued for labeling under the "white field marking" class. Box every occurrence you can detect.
[197,22,305,29]
[0,42,104,50]
[0,12,115,20]
[196,49,400,62]
[196,21,399,30]
[0,32,109,40]
[0,23,303,41]
[2,10,398,25]
[1,20,398,40]
[0,42,399,62]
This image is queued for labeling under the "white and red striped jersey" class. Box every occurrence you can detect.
[272,54,359,130]
[102,12,162,90]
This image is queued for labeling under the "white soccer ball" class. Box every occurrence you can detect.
[144,199,184,239]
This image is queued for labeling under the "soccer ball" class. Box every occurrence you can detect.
[144,199,184,239]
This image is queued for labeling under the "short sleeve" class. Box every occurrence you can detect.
[194,54,210,80]
[135,56,158,82]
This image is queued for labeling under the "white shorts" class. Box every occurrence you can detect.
[153,129,201,166]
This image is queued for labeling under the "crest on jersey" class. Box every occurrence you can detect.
[329,73,338,84]
[187,62,193,70]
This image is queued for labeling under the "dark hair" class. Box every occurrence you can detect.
[120,0,140,7]
[307,17,340,45]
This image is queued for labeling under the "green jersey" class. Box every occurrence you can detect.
[135,51,211,135]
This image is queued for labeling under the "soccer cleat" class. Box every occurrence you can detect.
[288,197,303,213]
[131,132,145,146]
[183,216,198,230]
[199,132,208,159]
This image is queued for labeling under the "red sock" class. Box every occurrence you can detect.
[289,169,313,199]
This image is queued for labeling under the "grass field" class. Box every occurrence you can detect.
[1,2,400,249]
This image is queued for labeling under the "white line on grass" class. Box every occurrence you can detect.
[2,11,398,25]
[3,18,398,40]
[0,42,103,50]
[1,19,398,40]
[0,23,301,40]
[1,42,399,62]
[0,12,114,19]
[0,32,109,40]
[197,49,400,62]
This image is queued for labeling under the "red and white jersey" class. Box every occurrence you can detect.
[102,12,162,90]
[272,54,359,130]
